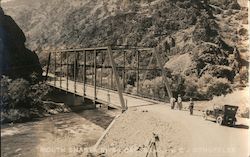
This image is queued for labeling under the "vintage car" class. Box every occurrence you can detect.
[202,105,238,126]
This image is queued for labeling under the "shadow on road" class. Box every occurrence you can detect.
[206,119,249,129]
[233,124,249,129]
[190,114,201,117]
[70,105,116,129]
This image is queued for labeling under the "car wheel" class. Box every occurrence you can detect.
[216,116,223,125]
[232,120,236,127]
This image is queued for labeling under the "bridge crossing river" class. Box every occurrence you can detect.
[47,73,159,109]
[44,46,172,111]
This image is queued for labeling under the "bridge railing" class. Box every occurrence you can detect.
[44,46,173,110]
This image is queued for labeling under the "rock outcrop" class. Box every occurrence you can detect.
[0,7,42,81]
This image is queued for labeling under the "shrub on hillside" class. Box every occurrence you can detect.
[239,68,249,84]
[1,77,50,110]
[1,77,11,111]
[7,78,31,109]
[209,0,240,9]
[210,66,235,82]
[29,82,51,107]
[171,75,186,98]
[126,71,136,86]
[206,78,232,97]
[140,77,168,100]
[139,72,233,101]
[184,77,203,100]
[184,74,232,100]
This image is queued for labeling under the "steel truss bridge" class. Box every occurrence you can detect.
[45,46,172,112]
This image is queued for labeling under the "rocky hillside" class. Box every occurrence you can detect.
[0,7,42,81]
[2,0,248,99]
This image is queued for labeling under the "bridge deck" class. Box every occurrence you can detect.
[47,75,159,109]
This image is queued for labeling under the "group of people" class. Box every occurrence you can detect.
[169,94,194,115]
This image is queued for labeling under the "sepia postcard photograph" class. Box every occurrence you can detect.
[0,0,249,157]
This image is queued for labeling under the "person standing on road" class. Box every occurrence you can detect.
[177,94,182,110]
[189,98,194,115]
[170,97,176,109]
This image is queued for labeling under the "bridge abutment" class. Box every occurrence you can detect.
[48,87,97,110]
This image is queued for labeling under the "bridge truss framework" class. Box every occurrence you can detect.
[45,46,172,112]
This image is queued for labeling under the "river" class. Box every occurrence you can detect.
[1,89,118,157]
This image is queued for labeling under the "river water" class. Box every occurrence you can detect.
[1,89,118,157]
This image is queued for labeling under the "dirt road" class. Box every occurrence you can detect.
[156,105,249,157]
[97,104,249,157]
[1,103,248,157]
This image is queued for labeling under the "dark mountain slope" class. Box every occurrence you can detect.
[0,7,42,80]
